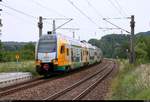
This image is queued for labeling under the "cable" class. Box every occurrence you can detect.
[85,0,108,30]
[55,19,73,30]
[42,18,73,20]
[67,0,101,28]
[99,27,121,30]
[30,0,67,18]
[107,0,125,17]
[0,3,37,19]
[103,18,130,33]
[86,0,104,18]
[3,11,36,25]
[114,0,128,16]
[104,17,130,20]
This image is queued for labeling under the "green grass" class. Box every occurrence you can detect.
[0,60,38,76]
[109,59,150,100]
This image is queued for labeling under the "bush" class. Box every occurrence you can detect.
[0,42,35,62]
[0,61,38,76]
[110,60,150,100]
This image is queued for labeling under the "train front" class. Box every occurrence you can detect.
[35,34,58,76]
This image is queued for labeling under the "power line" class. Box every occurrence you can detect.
[3,11,35,25]
[30,0,67,18]
[103,18,130,33]
[104,17,131,20]
[85,0,111,30]
[59,28,80,30]
[42,18,73,20]
[55,19,73,30]
[99,27,121,30]
[0,3,37,19]
[107,0,125,17]
[86,0,104,18]
[114,0,128,16]
[67,0,101,28]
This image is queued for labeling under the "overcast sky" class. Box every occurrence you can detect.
[1,0,150,42]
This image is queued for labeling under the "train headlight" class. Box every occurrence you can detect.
[36,59,42,65]
[52,59,58,65]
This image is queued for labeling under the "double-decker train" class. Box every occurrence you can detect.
[35,33,103,77]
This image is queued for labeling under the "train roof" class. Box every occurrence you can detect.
[57,33,82,47]
[40,33,98,49]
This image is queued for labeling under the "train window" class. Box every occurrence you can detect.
[71,48,73,61]
[95,52,97,55]
[81,50,83,61]
[67,48,69,56]
[60,46,65,53]
[87,51,88,55]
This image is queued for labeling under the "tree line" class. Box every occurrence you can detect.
[0,31,150,62]
[0,41,35,62]
[88,31,150,63]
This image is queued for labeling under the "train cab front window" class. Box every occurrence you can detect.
[38,41,56,53]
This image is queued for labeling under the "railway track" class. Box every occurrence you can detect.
[0,76,42,91]
[43,61,115,100]
[0,76,48,98]
[0,59,115,100]
[0,60,108,99]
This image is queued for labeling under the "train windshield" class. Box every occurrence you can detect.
[38,41,56,53]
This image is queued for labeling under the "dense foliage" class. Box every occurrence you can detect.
[0,31,150,62]
[89,34,130,58]
[135,36,150,62]
[0,42,35,62]
[110,60,150,100]
[88,31,150,62]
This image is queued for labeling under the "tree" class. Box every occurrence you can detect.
[20,42,35,60]
[135,36,150,61]
[0,40,3,62]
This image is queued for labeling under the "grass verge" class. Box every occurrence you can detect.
[108,59,150,100]
[0,61,38,76]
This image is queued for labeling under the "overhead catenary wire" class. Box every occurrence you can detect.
[3,11,36,25]
[67,0,102,28]
[0,3,37,19]
[85,0,127,33]
[99,27,121,30]
[103,17,131,20]
[103,18,130,33]
[107,0,126,17]
[114,0,128,16]
[85,0,104,18]
[30,0,67,18]
[55,19,73,31]
[42,18,73,20]
[28,0,76,33]
[59,28,80,30]
[85,0,110,31]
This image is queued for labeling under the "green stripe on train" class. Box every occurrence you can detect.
[89,60,96,65]
[72,62,83,68]
[54,62,86,71]
[54,66,66,71]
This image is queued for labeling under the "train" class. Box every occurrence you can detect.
[35,33,103,77]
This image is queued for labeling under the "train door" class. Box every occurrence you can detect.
[83,48,87,65]
[59,44,65,65]
[65,44,71,65]
[86,49,89,63]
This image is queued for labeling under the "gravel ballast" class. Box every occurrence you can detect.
[0,60,118,100]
